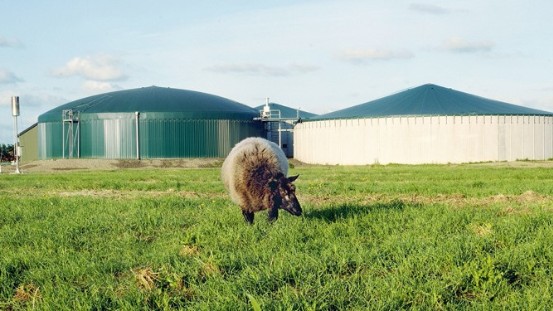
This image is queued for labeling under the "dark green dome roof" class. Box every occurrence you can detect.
[312,84,553,120]
[38,86,258,122]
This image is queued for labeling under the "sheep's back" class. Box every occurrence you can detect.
[222,137,288,205]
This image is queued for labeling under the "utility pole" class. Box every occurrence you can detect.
[12,96,21,174]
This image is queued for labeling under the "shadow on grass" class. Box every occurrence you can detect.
[305,200,413,223]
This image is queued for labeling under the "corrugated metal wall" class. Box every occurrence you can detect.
[265,122,294,157]
[38,122,64,159]
[294,115,553,165]
[38,116,264,159]
[19,126,38,163]
[80,118,137,158]
[139,119,263,158]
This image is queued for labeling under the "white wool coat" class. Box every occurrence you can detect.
[221,137,288,207]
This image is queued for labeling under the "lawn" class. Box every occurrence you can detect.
[1,162,552,310]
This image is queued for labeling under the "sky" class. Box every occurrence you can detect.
[1,0,553,144]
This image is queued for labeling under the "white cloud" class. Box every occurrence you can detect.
[289,64,320,74]
[409,3,450,15]
[205,63,319,77]
[52,54,127,81]
[339,49,414,63]
[82,80,122,93]
[0,36,23,48]
[442,37,494,53]
[0,69,22,84]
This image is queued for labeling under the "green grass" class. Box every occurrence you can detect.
[1,163,553,310]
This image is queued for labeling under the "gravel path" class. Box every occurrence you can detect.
[1,158,224,173]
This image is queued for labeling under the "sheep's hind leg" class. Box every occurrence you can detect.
[242,210,254,224]
[268,206,279,222]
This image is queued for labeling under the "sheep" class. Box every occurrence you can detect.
[221,137,302,224]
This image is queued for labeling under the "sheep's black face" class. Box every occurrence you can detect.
[276,174,302,216]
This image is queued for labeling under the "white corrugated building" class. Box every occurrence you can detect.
[294,84,553,165]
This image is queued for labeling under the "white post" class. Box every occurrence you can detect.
[135,111,140,160]
[78,115,81,158]
[11,96,21,174]
[62,113,65,159]
[278,121,282,148]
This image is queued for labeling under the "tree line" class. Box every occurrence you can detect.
[0,144,15,162]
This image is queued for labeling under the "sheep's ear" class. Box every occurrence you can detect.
[288,175,299,182]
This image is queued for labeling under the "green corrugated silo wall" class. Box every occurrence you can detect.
[79,113,137,158]
[138,117,264,158]
[37,115,264,159]
[38,122,64,159]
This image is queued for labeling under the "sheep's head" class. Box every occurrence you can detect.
[270,173,302,216]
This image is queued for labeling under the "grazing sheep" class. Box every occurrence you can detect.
[222,137,302,224]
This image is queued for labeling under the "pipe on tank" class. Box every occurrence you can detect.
[135,111,140,160]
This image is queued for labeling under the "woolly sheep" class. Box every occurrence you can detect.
[222,137,302,224]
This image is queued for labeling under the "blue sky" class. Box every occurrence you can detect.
[1,0,553,144]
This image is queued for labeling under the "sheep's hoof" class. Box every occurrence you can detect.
[268,209,279,223]
[242,211,254,224]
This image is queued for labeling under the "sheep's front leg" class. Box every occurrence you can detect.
[242,210,254,224]
[268,206,279,222]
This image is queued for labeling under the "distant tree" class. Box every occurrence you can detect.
[0,144,15,162]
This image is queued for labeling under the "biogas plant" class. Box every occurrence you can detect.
[35,86,269,160]
[16,84,553,165]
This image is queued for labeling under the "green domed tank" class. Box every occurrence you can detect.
[37,86,264,159]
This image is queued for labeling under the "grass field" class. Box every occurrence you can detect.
[1,162,553,310]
